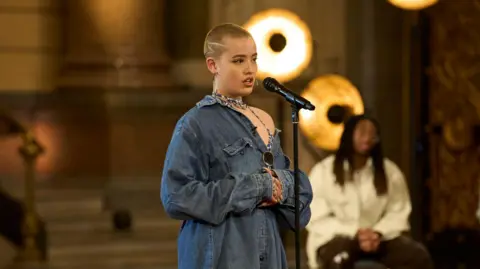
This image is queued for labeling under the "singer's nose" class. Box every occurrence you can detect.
[244,61,254,74]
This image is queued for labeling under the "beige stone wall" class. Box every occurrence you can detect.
[0,0,60,92]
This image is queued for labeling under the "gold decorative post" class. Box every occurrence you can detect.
[0,110,44,261]
[18,132,44,261]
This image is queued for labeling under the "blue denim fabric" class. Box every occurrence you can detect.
[161,95,313,269]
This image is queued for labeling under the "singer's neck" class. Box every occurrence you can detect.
[214,88,243,100]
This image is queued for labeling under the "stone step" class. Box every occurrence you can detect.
[36,192,169,221]
[9,264,177,269]
[45,208,171,229]
[46,243,302,269]
[103,179,160,212]
[49,239,176,257]
[48,220,181,248]
[29,179,165,220]
[0,178,106,201]
[49,240,178,266]
[9,254,178,269]
[36,197,104,220]
[35,189,105,203]
[7,244,306,269]
[1,187,103,202]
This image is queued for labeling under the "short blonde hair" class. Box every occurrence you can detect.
[203,23,252,58]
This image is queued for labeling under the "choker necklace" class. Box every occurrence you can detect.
[212,92,247,109]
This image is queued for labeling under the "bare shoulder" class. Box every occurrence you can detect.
[249,106,275,130]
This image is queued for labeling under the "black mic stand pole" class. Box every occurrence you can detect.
[291,103,301,269]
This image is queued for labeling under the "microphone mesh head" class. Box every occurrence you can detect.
[262,77,276,92]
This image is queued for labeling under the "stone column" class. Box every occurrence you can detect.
[60,0,171,89]
[167,0,212,89]
[47,0,173,182]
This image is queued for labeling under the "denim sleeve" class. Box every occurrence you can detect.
[272,155,313,231]
[161,117,273,225]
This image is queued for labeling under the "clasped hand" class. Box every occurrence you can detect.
[357,228,381,252]
[259,167,283,207]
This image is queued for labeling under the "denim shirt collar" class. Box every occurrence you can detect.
[196,95,282,135]
[196,95,219,108]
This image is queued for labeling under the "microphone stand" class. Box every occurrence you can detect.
[291,104,301,269]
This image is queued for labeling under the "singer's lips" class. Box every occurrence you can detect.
[243,77,254,83]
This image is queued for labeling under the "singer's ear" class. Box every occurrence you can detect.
[206,57,218,75]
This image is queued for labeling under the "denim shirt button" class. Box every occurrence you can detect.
[240,150,244,155]
[259,255,264,261]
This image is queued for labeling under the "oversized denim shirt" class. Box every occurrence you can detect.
[161,95,313,269]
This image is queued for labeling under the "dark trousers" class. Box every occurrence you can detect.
[317,236,433,269]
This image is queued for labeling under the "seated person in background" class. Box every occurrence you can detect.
[306,115,433,269]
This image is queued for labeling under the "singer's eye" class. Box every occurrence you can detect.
[232,59,244,64]
[252,58,257,63]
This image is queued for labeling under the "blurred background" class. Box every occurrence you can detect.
[0,0,479,268]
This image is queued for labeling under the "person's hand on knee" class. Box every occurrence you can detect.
[358,228,381,252]
[370,231,381,252]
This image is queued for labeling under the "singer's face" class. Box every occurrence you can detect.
[216,37,258,97]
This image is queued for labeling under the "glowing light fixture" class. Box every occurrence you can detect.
[244,9,312,83]
[388,0,438,10]
[299,75,364,151]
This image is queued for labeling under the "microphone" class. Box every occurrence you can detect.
[263,77,315,111]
